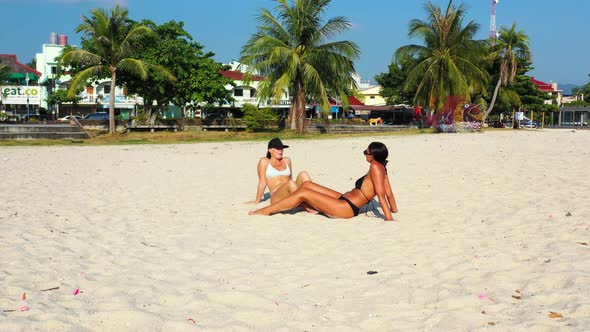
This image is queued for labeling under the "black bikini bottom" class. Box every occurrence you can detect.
[339,196,359,216]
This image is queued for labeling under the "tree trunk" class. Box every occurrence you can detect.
[296,91,306,134]
[149,103,159,126]
[142,99,152,125]
[288,80,307,134]
[288,103,297,131]
[288,93,307,133]
[109,69,116,134]
[150,110,158,126]
[481,78,502,124]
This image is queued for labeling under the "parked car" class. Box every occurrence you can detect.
[57,115,83,122]
[2,113,20,122]
[522,120,540,128]
[485,120,505,128]
[83,112,109,120]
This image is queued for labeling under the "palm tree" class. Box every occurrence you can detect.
[240,0,360,133]
[63,5,155,134]
[481,23,531,123]
[396,0,489,112]
[0,62,10,83]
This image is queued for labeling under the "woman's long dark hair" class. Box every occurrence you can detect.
[368,142,388,167]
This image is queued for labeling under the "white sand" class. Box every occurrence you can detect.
[1,129,589,331]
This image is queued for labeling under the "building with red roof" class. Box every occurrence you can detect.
[218,61,295,111]
[0,54,42,83]
[530,76,563,106]
[219,70,264,82]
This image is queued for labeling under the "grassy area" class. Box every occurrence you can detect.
[0,128,434,147]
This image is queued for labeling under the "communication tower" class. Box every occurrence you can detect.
[490,0,500,43]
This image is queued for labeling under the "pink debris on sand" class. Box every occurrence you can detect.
[478,294,487,299]
[19,306,29,312]
[73,288,80,296]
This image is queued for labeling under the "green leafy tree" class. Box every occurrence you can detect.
[481,23,532,122]
[517,79,556,111]
[375,53,418,105]
[483,57,538,119]
[572,74,590,103]
[563,100,590,106]
[63,5,173,134]
[26,58,37,70]
[242,103,278,131]
[46,90,82,108]
[123,20,233,125]
[240,0,360,133]
[513,75,558,124]
[395,0,489,112]
[56,45,85,77]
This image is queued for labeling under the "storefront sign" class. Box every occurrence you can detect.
[0,86,41,105]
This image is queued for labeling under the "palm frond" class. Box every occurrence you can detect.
[67,65,105,98]
[62,49,104,66]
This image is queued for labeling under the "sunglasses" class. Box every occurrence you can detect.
[363,149,371,156]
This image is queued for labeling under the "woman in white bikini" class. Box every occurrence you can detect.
[246,138,312,205]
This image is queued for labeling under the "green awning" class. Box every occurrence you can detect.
[8,73,39,80]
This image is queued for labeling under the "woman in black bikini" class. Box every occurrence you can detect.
[249,142,398,221]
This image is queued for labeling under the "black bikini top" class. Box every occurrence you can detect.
[355,174,371,202]
[355,175,365,190]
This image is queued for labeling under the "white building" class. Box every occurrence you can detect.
[219,61,293,111]
[35,34,140,117]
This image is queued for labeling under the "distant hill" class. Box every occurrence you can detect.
[559,83,579,95]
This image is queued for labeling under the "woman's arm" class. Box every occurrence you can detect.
[384,174,398,213]
[286,157,294,181]
[246,158,268,204]
[369,163,394,221]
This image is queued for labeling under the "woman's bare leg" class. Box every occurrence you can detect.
[290,180,342,214]
[287,171,321,213]
[294,171,318,213]
[299,181,342,198]
[295,171,311,186]
[270,179,318,214]
[270,181,298,204]
[250,187,355,218]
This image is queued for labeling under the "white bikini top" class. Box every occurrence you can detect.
[266,162,291,178]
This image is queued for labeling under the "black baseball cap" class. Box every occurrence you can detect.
[267,138,289,158]
[268,137,289,150]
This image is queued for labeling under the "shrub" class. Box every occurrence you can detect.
[350,117,366,125]
[134,108,146,123]
[243,103,278,131]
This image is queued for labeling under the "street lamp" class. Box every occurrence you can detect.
[25,72,30,120]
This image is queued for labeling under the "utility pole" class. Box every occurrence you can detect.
[25,72,30,121]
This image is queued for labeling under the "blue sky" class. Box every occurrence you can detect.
[1,0,589,87]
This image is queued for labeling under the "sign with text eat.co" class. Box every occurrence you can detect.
[1,86,41,105]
